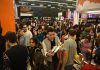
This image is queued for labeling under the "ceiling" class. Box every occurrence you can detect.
[15,0,76,11]
[15,0,77,17]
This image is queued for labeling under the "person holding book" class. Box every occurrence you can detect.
[42,26,61,70]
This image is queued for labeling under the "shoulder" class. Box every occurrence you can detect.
[43,38,49,42]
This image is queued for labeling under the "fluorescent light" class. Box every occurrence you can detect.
[86,10,100,14]
[58,4,63,6]
[67,0,73,1]
[51,7,55,8]
[31,4,35,5]
[48,4,51,7]
[40,4,43,7]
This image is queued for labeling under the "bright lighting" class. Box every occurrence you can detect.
[86,10,100,14]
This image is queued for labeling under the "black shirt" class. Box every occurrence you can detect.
[6,45,28,70]
[50,40,58,62]
[0,35,6,70]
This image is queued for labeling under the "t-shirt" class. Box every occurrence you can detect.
[6,45,28,70]
[24,30,32,46]
[64,38,77,65]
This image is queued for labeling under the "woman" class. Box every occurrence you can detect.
[28,37,41,70]
[81,36,92,62]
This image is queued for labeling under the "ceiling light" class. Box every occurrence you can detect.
[40,4,43,7]
[67,0,73,1]
[51,7,55,8]
[48,4,51,7]
[31,4,35,5]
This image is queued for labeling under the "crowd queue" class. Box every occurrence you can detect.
[0,19,100,70]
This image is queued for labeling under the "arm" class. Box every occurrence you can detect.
[42,41,54,57]
[42,42,47,56]
[61,40,69,70]
[61,50,68,70]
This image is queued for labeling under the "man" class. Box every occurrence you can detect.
[61,28,77,70]
[22,23,32,46]
[36,25,45,43]
[5,32,29,70]
[42,26,61,70]
[0,25,6,70]
[18,29,25,45]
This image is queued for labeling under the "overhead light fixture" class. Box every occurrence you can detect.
[48,4,51,7]
[31,4,35,5]
[51,7,55,8]
[67,0,73,1]
[40,4,43,7]
[58,4,63,6]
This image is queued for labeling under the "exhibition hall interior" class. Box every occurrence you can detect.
[0,0,100,70]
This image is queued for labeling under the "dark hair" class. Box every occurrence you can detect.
[5,32,17,43]
[30,37,39,45]
[22,23,27,27]
[47,26,55,33]
[38,25,42,30]
[69,28,76,36]
[34,52,47,70]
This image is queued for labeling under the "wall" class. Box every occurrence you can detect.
[0,0,16,36]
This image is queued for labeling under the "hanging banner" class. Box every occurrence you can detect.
[77,0,100,12]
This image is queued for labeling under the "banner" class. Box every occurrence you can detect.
[77,0,100,12]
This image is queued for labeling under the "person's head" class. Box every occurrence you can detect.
[85,27,90,33]
[94,47,100,67]
[68,28,76,38]
[37,25,42,34]
[29,37,38,47]
[5,32,17,46]
[34,52,45,65]
[47,26,56,40]
[84,34,91,42]
[22,23,28,32]
[18,29,24,36]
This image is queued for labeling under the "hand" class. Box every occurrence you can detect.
[46,51,55,57]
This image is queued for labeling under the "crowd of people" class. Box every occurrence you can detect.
[0,19,100,70]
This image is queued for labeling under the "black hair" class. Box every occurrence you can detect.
[33,51,48,70]
[38,25,42,30]
[5,32,17,43]
[30,37,42,49]
[30,37,39,45]
[22,23,27,27]
[69,28,76,36]
[47,26,55,33]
